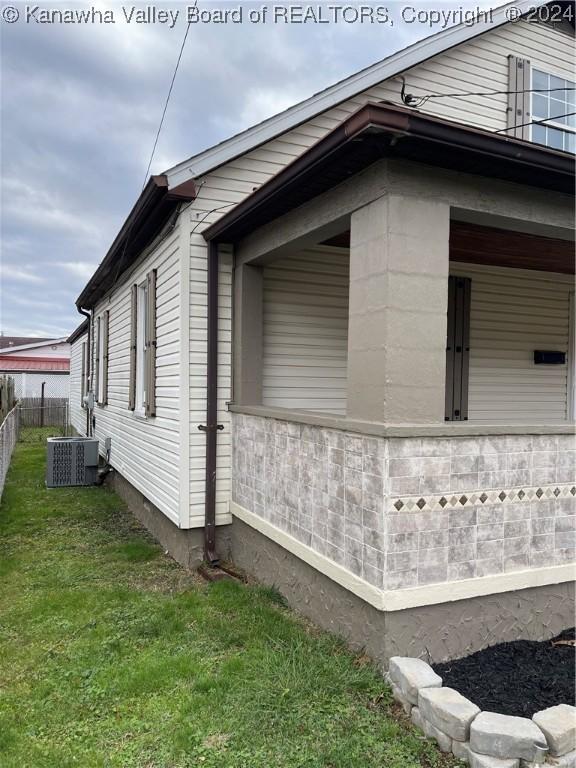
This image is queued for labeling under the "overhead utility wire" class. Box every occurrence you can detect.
[141,2,196,190]
[400,79,575,109]
[108,5,197,288]
[495,112,576,134]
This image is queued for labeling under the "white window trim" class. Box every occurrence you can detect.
[530,66,576,148]
[96,316,106,405]
[134,281,148,417]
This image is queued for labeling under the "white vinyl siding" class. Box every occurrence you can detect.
[91,228,183,525]
[69,334,87,434]
[262,247,349,414]
[450,264,572,424]
[184,19,574,525]
[188,236,233,528]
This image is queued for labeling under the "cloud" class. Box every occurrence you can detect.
[1,0,497,335]
[52,261,99,279]
[0,264,46,284]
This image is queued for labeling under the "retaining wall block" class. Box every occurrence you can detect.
[390,681,412,716]
[419,686,481,742]
[411,706,424,730]
[469,752,520,768]
[389,656,442,705]
[421,715,453,753]
[470,712,547,761]
[534,747,576,768]
[453,739,471,764]
[532,705,576,757]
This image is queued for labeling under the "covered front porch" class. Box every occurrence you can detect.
[243,217,574,426]
[204,104,575,659]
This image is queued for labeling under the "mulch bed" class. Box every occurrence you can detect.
[433,628,575,718]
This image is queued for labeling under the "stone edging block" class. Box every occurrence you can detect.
[532,705,576,757]
[389,656,442,705]
[386,656,576,767]
[419,685,480,742]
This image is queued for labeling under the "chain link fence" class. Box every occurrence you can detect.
[0,405,20,500]
[18,399,69,444]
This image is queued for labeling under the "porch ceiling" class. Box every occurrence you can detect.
[322,222,575,274]
[450,221,575,274]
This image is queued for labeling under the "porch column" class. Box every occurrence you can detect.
[347,194,450,423]
[233,262,263,405]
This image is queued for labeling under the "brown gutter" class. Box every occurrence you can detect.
[76,175,197,309]
[199,240,223,564]
[203,102,574,243]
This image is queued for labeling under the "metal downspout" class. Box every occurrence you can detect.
[200,240,222,565]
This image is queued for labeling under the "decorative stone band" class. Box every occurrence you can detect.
[387,656,576,767]
[392,483,575,513]
[230,501,575,611]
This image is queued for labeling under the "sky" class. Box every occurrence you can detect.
[1,0,496,337]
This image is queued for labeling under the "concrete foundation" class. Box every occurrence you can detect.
[229,516,574,667]
[107,469,232,570]
[106,466,573,668]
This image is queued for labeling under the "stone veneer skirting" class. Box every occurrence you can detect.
[231,413,576,592]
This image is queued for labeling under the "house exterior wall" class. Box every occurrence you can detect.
[184,18,574,529]
[451,264,573,423]
[232,411,575,592]
[262,246,349,414]
[90,226,184,526]
[69,333,87,435]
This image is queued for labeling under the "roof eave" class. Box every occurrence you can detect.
[203,104,575,244]
[165,0,551,185]
[76,175,197,309]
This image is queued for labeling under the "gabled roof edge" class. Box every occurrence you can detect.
[166,0,547,186]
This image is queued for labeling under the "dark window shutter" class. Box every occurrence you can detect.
[102,310,109,405]
[445,276,471,421]
[95,316,101,403]
[507,55,531,140]
[128,284,137,411]
[145,269,157,417]
[80,342,86,406]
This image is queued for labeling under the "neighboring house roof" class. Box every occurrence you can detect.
[0,336,55,350]
[0,356,70,372]
[0,338,68,355]
[166,0,555,185]
[205,102,575,243]
[67,319,89,344]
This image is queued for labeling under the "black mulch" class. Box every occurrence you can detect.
[432,628,575,718]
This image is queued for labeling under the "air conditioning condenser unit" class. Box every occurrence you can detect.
[46,437,99,488]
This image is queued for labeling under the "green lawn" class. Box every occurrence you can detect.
[0,442,452,768]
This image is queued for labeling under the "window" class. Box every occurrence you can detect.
[445,276,471,421]
[129,270,156,417]
[531,69,575,153]
[80,341,87,406]
[95,311,109,405]
[135,281,148,414]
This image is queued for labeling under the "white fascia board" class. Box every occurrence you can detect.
[166,0,545,188]
[0,338,68,354]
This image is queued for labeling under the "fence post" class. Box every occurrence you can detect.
[40,382,45,427]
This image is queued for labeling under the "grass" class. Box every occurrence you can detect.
[0,441,454,768]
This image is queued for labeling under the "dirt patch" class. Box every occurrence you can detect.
[433,628,575,717]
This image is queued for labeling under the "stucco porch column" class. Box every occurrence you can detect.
[347,194,450,423]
